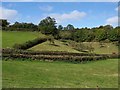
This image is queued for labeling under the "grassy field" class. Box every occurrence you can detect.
[30,40,118,54]
[83,42,118,54]
[2,59,118,88]
[29,40,80,53]
[2,31,118,54]
[62,40,118,54]
[2,31,46,48]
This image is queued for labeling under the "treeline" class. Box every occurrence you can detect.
[1,17,120,42]
[59,26,120,42]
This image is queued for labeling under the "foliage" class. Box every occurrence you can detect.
[66,24,74,30]
[58,25,63,30]
[73,29,89,42]
[59,30,72,40]
[1,18,120,42]
[3,48,119,63]
[38,17,58,37]
[0,19,10,27]
[13,37,47,50]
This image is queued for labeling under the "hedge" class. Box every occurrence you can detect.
[2,48,119,63]
[13,38,47,50]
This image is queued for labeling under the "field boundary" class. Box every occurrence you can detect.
[13,37,47,50]
[2,48,119,63]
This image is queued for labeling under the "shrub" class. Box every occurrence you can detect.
[13,38,47,50]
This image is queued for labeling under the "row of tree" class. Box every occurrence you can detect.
[59,27,119,42]
[1,17,120,42]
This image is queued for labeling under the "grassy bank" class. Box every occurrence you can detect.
[2,31,46,48]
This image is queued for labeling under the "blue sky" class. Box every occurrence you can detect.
[1,2,119,28]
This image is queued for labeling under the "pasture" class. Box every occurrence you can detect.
[2,31,46,48]
[2,59,118,88]
[2,31,118,54]
[29,40,80,53]
[2,31,119,88]
[83,42,118,54]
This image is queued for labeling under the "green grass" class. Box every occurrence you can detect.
[83,42,118,54]
[2,31,46,48]
[2,31,118,54]
[2,59,118,88]
[62,40,118,54]
[29,40,81,53]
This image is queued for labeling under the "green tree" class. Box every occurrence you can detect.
[108,29,118,41]
[1,19,10,27]
[95,29,107,41]
[58,25,63,30]
[66,24,74,30]
[38,16,58,36]
[73,29,88,42]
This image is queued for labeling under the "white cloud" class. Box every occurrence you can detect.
[106,16,118,25]
[39,5,53,12]
[115,6,120,11]
[2,0,119,2]
[47,10,86,24]
[0,6,18,20]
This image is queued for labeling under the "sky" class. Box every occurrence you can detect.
[0,2,119,28]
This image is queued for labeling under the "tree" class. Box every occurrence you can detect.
[59,30,72,40]
[38,16,58,36]
[95,29,107,41]
[1,19,10,27]
[66,24,74,30]
[73,29,88,42]
[58,25,63,30]
[104,25,113,30]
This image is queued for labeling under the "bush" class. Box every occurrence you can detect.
[13,38,47,50]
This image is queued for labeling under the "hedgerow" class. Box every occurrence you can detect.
[13,38,47,50]
[2,48,119,63]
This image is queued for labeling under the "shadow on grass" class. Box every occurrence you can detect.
[49,44,60,47]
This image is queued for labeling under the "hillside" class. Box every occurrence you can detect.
[83,42,118,54]
[2,31,46,48]
[29,40,81,53]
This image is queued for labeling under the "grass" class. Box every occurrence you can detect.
[2,31,46,48]
[2,31,118,54]
[62,40,118,54]
[29,40,81,53]
[2,59,118,88]
[83,42,118,54]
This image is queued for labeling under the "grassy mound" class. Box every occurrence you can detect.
[2,59,118,88]
[29,40,80,53]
